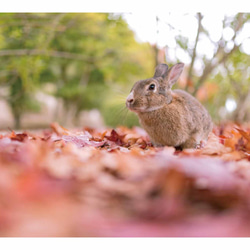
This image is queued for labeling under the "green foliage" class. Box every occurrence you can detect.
[0,14,49,127]
[175,35,189,51]
[0,13,154,128]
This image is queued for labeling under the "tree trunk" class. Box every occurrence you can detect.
[14,113,21,129]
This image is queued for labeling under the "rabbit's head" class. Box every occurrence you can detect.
[126,63,184,113]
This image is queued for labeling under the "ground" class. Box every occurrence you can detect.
[1,122,250,237]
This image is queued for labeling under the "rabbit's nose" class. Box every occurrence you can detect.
[126,92,135,105]
[127,97,134,104]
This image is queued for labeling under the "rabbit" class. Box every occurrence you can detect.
[126,63,213,149]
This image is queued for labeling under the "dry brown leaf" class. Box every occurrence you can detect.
[201,133,232,156]
[0,123,250,236]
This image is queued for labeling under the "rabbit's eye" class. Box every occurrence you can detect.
[148,84,155,91]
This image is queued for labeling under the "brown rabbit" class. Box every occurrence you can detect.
[126,63,213,149]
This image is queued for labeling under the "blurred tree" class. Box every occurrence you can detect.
[159,13,250,123]
[223,51,250,122]
[0,13,154,128]
[46,13,154,126]
[0,13,47,128]
[187,13,249,95]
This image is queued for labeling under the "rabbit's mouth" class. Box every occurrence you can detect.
[126,103,163,113]
[126,103,143,113]
[126,101,145,113]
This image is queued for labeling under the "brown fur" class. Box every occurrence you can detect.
[126,63,213,149]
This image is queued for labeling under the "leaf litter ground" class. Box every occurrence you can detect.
[1,122,250,236]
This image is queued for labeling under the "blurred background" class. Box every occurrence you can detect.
[0,13,250,130]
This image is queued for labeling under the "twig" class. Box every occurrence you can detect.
[185,13,203,90]
[0,49,103,62]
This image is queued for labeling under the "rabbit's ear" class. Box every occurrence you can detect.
[166,63,184,88]
[153,64,169,78]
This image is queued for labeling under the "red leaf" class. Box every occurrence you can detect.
[9,131,28,142]
[105,129,125,146]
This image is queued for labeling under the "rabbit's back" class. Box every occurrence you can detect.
[173,89,212,138]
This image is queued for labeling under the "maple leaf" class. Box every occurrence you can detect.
[104,129,126,146]
[9,131,29,142]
